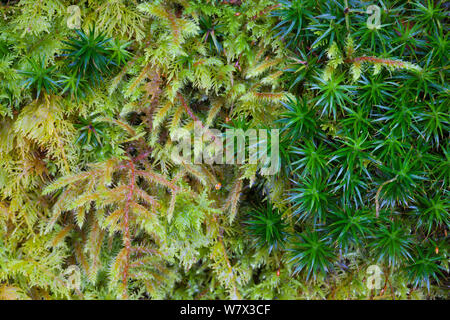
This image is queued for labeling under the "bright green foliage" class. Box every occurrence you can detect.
[59,71,92,100]
[310,74,355,120]
[283,50,318,90]
[74,115,110,156]
[413,193,450,235]
[327,208,374,252]
[406,247,445,292]
[62,26,114,84]
[20,56,59,98]
[271,0,314,47]
[0,0,448,300]
[108,39,133,67]
[289,231,335,280]
[245,202,288,253]
[370,221,413,268]
[279,97,317,139]
[199,15,224,54]
[289,175,333,224]
[291,140,329,178]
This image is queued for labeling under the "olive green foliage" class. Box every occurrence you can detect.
[0,0,448,300]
